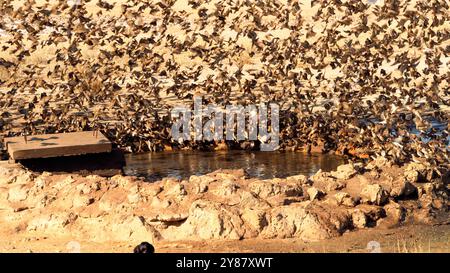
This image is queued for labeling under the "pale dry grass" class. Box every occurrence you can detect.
[396,239,432,253]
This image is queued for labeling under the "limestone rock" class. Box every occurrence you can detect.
[151,196,171,208]
[110,175,135,188]
[173,200,245,240]
[381,202,405,227]
[152,213,189,223]
[72,194,95,208]
[26,213,77,233]
[141,185,163,197]
[385,178,417,199]
[239,191,271,210]
[334,192,357,207]
[33,176,47,191]
[310,170,345,192]
[241,209,268,233]
[14,172,35,184]
[307,187,323,201]
[351,209,368,229]
[262,203,350,241]
[213,179,240,196]
[404,162,429,183]
[111,216,160,243]
[0,168,34,185]
[7,185,29,202]
[127,192,142,204]
[361,184,388,205]
[248,181,275,198]
[331,164,360,180]
[53,175,75,191]
[354,204,385,225]
[165,183,187,198]
[286,174,309,185]
[212,169,246,180]
[260,204,306,239]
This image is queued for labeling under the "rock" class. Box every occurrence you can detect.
[173,200,245,240]
[189,175,215,194]
[196,182,209,194]
[334,192,357,207]
[127,193,141,204]
[241,209,268,233]
[73,194,95,208]
[211,169,246,180]
[278,181,303,197]
[307,187,323,201]
[14,172,34,184]
[417,182,448,210]
[351,209,368,229]
[34,176,47,190]
[7,185,29,202]
[110,175,135,188]
[0,172,15,185]
[260,204,306,239]
[247,178,304,198]
[413,208,434,224]
[310,170,345,192]
[302,204,351,241]
[331,164,359,180]
[76,183,91,195]
[404,162,429,183]
[249,180,302,199]
[299,213,334,241]
[150,196,171,208]
[141,185,163,197]
[188,175,202,184]
[388,178,417,199]
[90,181,102,192]
[53,175,75,191]
[266,195,304,207]
[26,213,76,232]
[153,213,189,223]
[418,183,438,198]
[261,203,351,241]
[380,202,405,227]
[404,170,421,183]
[239,191,271,210]
[354,204,385,225]
[111,216,160,243]
[248,181,275,198]
[361,184,388,205]
[213,179,240,196]
[165,183,187,198]
[0,168,34,185]
[286,174,309,185]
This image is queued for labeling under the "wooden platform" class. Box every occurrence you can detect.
[4,131,112,160]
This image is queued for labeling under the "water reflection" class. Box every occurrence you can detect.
[124,151,346,182]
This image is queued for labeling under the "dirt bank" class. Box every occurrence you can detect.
[0,158,448,253]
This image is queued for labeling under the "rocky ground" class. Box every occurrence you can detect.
[0,157,448,253]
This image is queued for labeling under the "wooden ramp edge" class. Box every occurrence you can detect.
[4,131,112,160]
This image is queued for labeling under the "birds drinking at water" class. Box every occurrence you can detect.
[0,0,448,171]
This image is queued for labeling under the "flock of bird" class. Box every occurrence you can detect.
[0,0,448,172]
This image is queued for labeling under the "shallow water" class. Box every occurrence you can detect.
[123,151,346,181]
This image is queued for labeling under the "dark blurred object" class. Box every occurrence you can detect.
[19,149,125,177]
[133,242,155,253]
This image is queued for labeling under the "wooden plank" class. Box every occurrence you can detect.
[4,131,112,160]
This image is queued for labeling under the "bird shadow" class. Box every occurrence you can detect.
[30,136,58,141]
[40,142,57,146]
